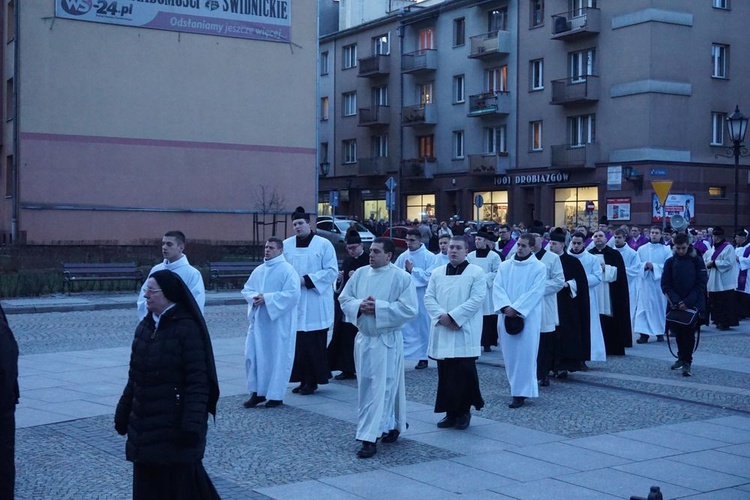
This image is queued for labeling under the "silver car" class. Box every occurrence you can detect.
[316,219,375,250]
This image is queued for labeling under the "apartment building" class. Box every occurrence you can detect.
[319,0,749,230]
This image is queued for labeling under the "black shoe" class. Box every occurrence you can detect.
[483,346,491,353]
[243,393,266,408]
[656,335,665,342]
[682,363,692,377]
[356,441,377,459]
[380,429,400,443]
[555,370,568,379]
[508,397,525,409]
[717,324,731,331]
[291,384,305,394]
[265,400,283,408]
[636,335,649,344]
[415,360,428,370]
[455,413,472,430]
[334,372,356,380]
[670,359,684,370]
[437,415,457,428]
[580,362,589,372]
[299,386,316,396]
[539,376,550,387]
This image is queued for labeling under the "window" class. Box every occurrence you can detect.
[5,78,12,121]
[530,59,544,90]
[343,44,357,69]
[371,134,388,157]
[569,114,595,146]
[485,126,507,154]
[473,190,508,223]
[419,28,435,50]
[554,186,598,228]
[343,92,357,116]
[373,33,390,55]
[488,7,508,33]
[364,200,388,222]
[709,186,726,199]
[453,75,465,103]
[343,139,357,164]
[406,194,436,222]
[320,51,329,75]
[571,0,596,16]
[530,0,544,27]
[320,97,329,121]
[418,82,434,107]
[711,112,726,145]
[5,155,12,196]
[418,134,434,159]
[712,44,728,78]
[372,85,388,106]
[530,121,543,151]
[452,131,465,159]
[486,67,508,93]
[320,142,329,163]
[713,0,729,9]
[453,18,465,46]
[570,49,595,81]
[7,1,14,42]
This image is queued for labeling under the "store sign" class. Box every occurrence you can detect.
[494,172,570,186]
[607,165,622,191]
[55,0,292,42]
[652,193,695,223]
[606,197,631,221]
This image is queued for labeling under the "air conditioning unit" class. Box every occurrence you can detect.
[554,16,571,34]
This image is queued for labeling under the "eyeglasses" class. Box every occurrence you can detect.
[145,288,162,294]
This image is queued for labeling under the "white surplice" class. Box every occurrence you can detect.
[535,251,565,333]
[241,255,300,401]
[591,253,617,317]
[283,234,338,331]
[424,263,486,360]
[339,263,418,443]
[569,250,607,361]
[614,243,640,328]
[634,243,673,336]
[467,250,501,316]
[137,254,205,320]
[395,244,436,360]
[704,242,739,292]
[493,256,546,398]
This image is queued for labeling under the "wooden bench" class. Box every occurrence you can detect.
[208,261,262,290]
[62,262,144,294]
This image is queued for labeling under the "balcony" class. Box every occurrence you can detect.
[468,30,511,59]
[468,91,511,117]
[469,153,510,175]
[402,104,437,126]
[551,8,601,41]
[402,158,436,179]
[550,76,599,105]
[358,105,390,127]
[358,55,390,78]
[357,157,396,176]
[401,49,438,74]
[551,143,600,169]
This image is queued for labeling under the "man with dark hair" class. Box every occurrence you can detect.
[735,229,750,320]
[634,226,673,343]
[395,228,436,369]
[613,228,640,330]
[284,207,338,395]
[432,233,452,268]
[468,230,501,353]
[339,237,417,458]
[0,304,19,499]
[569,232,607,363]
[704,227,738,330]
[137,230,205,320]
[662,233,707,376]
[496,224,517,260]
[628,226,648,250]
[425,237,486,427]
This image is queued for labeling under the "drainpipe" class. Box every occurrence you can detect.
[10,0,20,242]
[397,21,404,229]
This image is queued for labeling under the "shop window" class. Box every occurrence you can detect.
[364,200,387,222]
[406,194,436,223]
[473,190,508,223]
[554,186,598,230]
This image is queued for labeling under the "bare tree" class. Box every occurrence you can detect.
[254,185,286,214]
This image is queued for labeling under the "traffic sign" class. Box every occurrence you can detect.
[385,176,397,191]
[585,200,596,212]
[330,190,339,208]
[651,181,672,205]
[474,194,484,208]
[650,168,668,176]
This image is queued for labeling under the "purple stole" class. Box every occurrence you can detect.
[583,237,592,248]
[627,235,648,250]
[693,239,708,255]
[739,245,750,291]
[711,240,730,262]
[500,238,517,260]
[542,239,549,249]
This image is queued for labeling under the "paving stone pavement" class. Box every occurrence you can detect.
[4,292,750,499]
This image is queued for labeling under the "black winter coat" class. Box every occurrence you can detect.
[0,306,19,412]
[661,247,708,319]
[115,304,211,464]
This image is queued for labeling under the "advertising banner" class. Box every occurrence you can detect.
[652,193,695,223]
[56,0,292,42]
[606,197,631,221]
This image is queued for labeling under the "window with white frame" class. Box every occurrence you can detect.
[530,121,543,151]
[711,112,726,145]
[486,66,508,92]
[453,75,465,103]
[343,44,357,69]
[418,82,434,107]
[570,49,595,82]
[712,44,728,78]
[712,0,728,9]
[320,51,329,75]
[485,126,507,154]
[569,114,595,146]
[372,85,388,107]
[530,0,544,27]
[373,33,390,55]
[571,0,595,16]
[320,97,329,121]
[343,139,357,164]
[453,18,465,46]
[343,92,357,116]
[371,134,389,157]
[530,59,544,90]
[452,131,465,159]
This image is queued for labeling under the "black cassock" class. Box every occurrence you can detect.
[589,246,632,355]
[554,253,591,371]
[328,250,370,374]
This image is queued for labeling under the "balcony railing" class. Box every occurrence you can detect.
[402,158,436,179]
[550,76,599,105]
[358,105,390,127]
[551,143,600,169]
[357,157,396,176]
[469,153,510,175]
[401,49,438,74]
[402,104,437,126]
[468,30,511,58]
[358,55,390,78]
[468,91,511,116]
[551,8,601,40]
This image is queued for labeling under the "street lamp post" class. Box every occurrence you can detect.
[717,105,748,232]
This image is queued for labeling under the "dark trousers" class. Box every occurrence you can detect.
[668,323,697,364]
[290,329,331,389]
[480,315,498,348]
[133,462,219,500]
[709,290,738,327]
[737,291,750,320]
[536,331,556,380]
[434,357,484,415]
[0,408,15,500]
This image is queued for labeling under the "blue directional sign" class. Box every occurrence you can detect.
[650,169,668,176]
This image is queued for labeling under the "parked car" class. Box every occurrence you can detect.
[316,219,375,251]
[382,225,414,249]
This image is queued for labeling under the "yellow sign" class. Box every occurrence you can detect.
[651,181,673,205]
